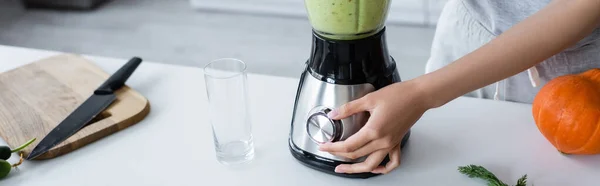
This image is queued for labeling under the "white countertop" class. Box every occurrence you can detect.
[0,45,598,186]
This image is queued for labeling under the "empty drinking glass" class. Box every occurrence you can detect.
[204,58,254,165]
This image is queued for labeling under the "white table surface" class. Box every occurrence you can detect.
[0,45,598,186]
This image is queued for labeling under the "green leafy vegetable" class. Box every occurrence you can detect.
[458,164,528,186]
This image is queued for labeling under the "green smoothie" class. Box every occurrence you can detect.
[304,0,391,40]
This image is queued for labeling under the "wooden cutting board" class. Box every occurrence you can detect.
[0,54,150,160]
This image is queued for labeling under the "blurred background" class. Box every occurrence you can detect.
[0,0,445,80]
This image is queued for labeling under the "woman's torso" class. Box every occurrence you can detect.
[462,0,600,49]
[426,0,600,104]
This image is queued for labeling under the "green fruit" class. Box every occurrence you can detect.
[0,146,10,160]
[0,138,37,161]
[0,159,10,179]
[0,138,36,179]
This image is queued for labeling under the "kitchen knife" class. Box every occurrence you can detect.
[26,57,143,160]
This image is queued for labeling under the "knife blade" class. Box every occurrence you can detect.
[26,57,143,160]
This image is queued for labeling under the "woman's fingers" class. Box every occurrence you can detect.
[328,139,389,160]
[327,95,373,120]
[319,128,372,153]
[329,141,376,159]
[319,97,372,152]
[320,111,387,154]
[334,149,388,174]
[371,144,401,174]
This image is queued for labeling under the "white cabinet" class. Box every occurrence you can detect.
[190,0,447,26]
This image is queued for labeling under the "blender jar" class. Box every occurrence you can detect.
[304,0,391,40]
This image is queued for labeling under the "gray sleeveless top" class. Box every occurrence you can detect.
[427,0,600,104]
[462,0,600,47]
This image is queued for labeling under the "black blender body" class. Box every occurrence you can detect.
[288,27,411,179]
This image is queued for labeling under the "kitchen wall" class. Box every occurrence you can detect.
[189,0,448,26]
[0,0,440,80]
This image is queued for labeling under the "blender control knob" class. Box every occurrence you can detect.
[306,108,342,144]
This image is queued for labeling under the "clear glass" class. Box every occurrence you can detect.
[304,0,391,40]
[204,58,254,165]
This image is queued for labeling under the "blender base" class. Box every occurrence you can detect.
[289,27,410,179]
[289,130,411,179]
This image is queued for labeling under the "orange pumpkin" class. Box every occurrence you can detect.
[532,68,600,155]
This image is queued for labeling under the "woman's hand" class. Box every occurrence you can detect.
[322,0,600,176]
[318,79,433,174]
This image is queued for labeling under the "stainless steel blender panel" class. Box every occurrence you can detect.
[291,73,375,162]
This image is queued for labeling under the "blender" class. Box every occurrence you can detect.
[288,0,411,179]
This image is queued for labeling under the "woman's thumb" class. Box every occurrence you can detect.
[328,97,370,120]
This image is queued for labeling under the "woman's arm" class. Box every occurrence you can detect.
[418,0,600,108]
[319,0,600,175]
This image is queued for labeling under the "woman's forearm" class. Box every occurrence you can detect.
[416,0,600,108]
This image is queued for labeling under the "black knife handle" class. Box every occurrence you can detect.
[94,57,143,95]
